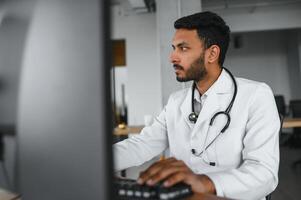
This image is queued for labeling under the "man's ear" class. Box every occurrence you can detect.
[207,45,220,64]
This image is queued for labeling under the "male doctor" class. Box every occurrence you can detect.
[114,11,280,200]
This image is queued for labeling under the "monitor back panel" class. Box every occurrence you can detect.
[17,0,112,199]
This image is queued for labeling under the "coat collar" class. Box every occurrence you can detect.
[180,69,234,131]
[206,69,233,95]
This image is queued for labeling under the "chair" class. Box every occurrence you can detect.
[290,99,301,119]
[274,95,290,146]
[274,95,286,117]
[290,100,301,168]
[265,114,284,200]
[266,194,272,200]
[289,100,301,147]
[279,114,284,135]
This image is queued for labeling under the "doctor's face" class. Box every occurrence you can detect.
[170,29,207,82]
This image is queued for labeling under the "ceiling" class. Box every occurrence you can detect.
[202,0,301,10]
[111,0,155,14]
[111,0,301,14]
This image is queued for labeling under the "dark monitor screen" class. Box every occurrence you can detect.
[16,0,113,199]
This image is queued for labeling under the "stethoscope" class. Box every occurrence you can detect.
[189,67,238,165]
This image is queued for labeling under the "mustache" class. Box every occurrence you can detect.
[173,64,184,70]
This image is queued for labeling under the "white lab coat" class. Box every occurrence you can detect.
[114,69,280,200]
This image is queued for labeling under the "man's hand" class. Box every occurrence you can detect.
[137,157,216,194]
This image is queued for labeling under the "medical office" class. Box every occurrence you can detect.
[112,0,301,200]
[0,0,300,199]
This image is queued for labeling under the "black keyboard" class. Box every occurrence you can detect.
[114,178,193,200]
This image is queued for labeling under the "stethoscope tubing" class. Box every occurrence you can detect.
[190,67,237,157]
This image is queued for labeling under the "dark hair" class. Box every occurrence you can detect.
[174,11,230,66]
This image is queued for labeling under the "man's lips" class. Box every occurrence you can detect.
[173,64,184,71]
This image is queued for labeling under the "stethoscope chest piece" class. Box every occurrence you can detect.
[189,112,198,123]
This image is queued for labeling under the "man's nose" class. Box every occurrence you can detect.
[169,51,179,64]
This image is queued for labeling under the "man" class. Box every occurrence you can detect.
[114,11,280,200]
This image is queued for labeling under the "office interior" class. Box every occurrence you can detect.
[0,0,300,199]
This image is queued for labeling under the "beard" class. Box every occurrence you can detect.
[175,53,207,82]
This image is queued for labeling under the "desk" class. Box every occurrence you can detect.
[283,118,301,128]
[0,188,21,200]
[185,193,229,200]
[113,118,301,134]
[114,126,144,136]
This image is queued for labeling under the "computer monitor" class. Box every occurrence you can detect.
[16,0,113,199]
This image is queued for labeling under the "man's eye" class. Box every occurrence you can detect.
[181,47,188,51]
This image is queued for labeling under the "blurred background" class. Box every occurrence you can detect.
[111,0,301,126]
[0,0,300,199]
[111,1,301,200]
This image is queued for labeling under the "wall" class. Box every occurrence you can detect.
[111,6,162,125]
[225,30,292,104]
[211,2,301,107]
[157,0,202,106]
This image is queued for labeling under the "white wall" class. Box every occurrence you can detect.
[157,0,201,105]
[225,30,292,104]
[205,3,301,106]
[111,6,162,125]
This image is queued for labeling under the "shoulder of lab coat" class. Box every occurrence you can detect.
[169,87,190,103]
[206,78,280,200]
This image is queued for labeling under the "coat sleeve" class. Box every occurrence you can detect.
[113,102,170,172]
[205,83,280,200]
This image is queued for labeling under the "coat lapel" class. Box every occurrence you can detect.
[190,69,234,150]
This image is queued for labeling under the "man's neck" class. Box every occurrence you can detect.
[195,67,222,95]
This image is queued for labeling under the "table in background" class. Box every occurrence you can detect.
[283,118,301,128]
[114,125,144,136]
[113,118,301,135]
[185,193,230,200]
